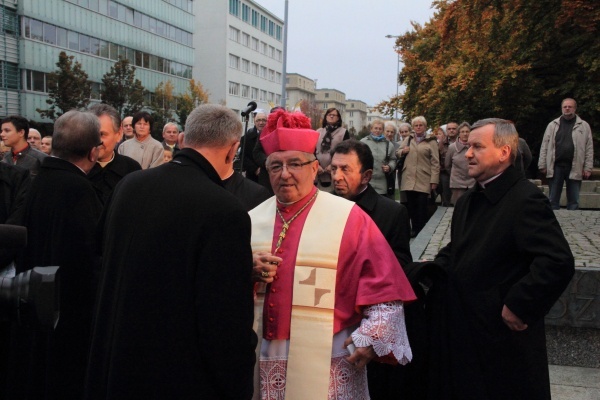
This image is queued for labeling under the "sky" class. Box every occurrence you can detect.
[255,0,436,106]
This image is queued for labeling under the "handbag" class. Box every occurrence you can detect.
[396,136,412,171]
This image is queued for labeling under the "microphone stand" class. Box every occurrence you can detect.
[237,111,251,174]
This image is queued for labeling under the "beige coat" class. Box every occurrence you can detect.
[445,140,475,189]
[397,134,440,194]
[538,115,593,180]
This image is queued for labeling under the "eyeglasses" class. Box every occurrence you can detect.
[255,118,267,122]
[266,160,314,174]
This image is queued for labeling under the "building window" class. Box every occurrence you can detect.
[268,69,274,81]
[276,25,282,41]
[229,81,240,96]
[251,87,258,100]
[260,15,267,32]
[349,120,354,127]
[241,59,250,72]
[251,37,259,51]
[261,42,267,54]
[242,4,250,22]
[260,66,267,79]
[251,63,258,76]
[276,72,281,84]
[1,6,18,36]
[268,92,274,102]
[0,61,19,89]
[229,54,240,69]
[229,0,240,16]
[260,90,266,101]
[325,93,329,98]
[241,85,249,98]
[323,103,328,110]
[349,111,354,117]
[229,26,240,42]
[268,20,274,36]
[251,9,259,27]
[242,32,250,47]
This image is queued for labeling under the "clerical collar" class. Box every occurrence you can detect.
[97,152,115,168]
[478,172,503,189]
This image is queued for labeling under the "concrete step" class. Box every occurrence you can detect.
[550,365,600,400]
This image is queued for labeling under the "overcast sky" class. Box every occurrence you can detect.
[256,0,436,106]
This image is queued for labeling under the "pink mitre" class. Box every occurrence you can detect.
[259,109,319,156]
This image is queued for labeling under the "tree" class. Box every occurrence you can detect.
[175,79,210,128]
[37,52,91,121]
[101,57,145,117]
[299,99,323,130]
[376,0,600,158]
[149,81,176,140]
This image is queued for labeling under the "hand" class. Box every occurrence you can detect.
[583,170,591,179]
[403,147,410,155]
[252,251,282,283]
[431,183,438,191]
[343,337,376,369]
[502,305,528,331]
[382,164,390,173]
[539,168,546,175]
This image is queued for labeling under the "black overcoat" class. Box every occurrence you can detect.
[85,148,257,400]
[9,157,102,399]
[429,166,574,400]
[87,152,141,205]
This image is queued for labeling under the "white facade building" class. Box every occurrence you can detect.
[344,99,367,133]
[194,0,283,113]
[285,72,315,111]
[315,88,346,114]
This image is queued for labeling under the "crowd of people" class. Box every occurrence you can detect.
[0,97,588,399]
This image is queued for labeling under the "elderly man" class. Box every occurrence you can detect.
[250,110,415,399]
[87,104,141,205]
[538,98,593,210]
[26,128,42,150]
[241,111,267,183]
[121,115,134,139]
[331,139,424,399]
[427,118,574,400]
[1,115,47,176]
[86,104,256,400]
[161,122,181,155]
[117,111,163,169]
[10,110,103,399]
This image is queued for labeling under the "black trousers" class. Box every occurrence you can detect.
[405,190,429,234]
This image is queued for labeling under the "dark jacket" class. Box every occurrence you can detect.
[2,144,47,177]
[353,184,412,268]
[223,170,271,211]
[252,139,273,194]
[88,152,141,205]
[429,165,574,400]
[162,140,181,155]
[86,148,257,400]
[240,127,261,181]
[9,157,102,399]
[0,163,30,267]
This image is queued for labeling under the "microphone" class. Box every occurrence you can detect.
[241,101,258,117]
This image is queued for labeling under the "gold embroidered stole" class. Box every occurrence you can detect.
[250,192,353,399]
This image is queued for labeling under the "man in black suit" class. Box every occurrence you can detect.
[86,104,257,400]
[331,139,412,267]
[331,139,423,399]
[428,118,574,400]
[10,110,103,399]
[241,111,267,182]
[87,104,141,205]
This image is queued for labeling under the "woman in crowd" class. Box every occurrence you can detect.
[445,121,474,205]
[397,116,439,236]
[397,122,412,203]
[361,119,396,198]
[384,121,400,198]
[315,108,349,191]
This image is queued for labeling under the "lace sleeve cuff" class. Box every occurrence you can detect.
[351,301,412,365]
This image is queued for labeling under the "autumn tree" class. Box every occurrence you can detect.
[37,51,91,121]
[148,81,176,140]
[377,0,600,156]
[175,79,210,128]
[299,99,323,130]
[101,57,145,117]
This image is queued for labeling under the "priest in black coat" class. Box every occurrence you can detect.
[427,119,574,400]
[9,110,103,399]
[86,104,256,400]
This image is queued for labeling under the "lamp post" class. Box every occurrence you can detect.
[385,34,400,124]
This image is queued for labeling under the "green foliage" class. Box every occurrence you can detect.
[36,52,91,121]
[148,81,176,140]
[377,0,600,157]
[101,57,145,117]
[175,79,210,129]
